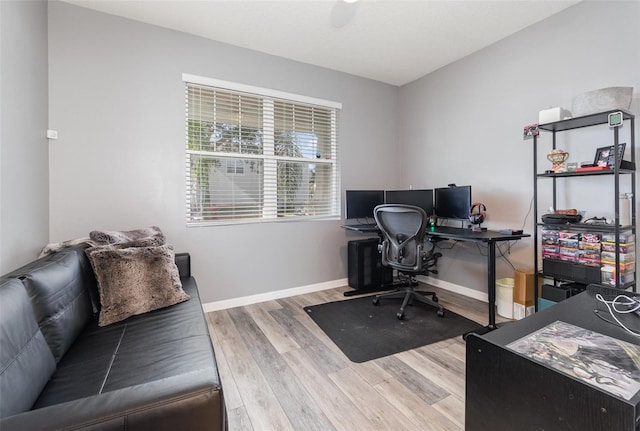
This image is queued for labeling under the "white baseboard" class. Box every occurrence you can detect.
[202,278,349,312]
[202,276,487,312]
[416,275,489,303]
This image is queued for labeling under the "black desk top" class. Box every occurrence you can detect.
[427,226,530,242]
[341,223,379,233]
[484,287,640,347]
[342,223,531,242]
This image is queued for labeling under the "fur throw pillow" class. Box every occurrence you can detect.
[86,244,190,326]
[89,226,165,246]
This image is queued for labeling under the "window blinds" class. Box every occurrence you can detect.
[184,75,340,225]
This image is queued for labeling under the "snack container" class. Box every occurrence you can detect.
[579,241,601,251]
[578,250,601,267]
[559,238,579,248]
[601,265,636,286]
[602,231,635,243]
[580,232,601,243]
[601,251,635,264]
[601,241,634,253]
[558,231,579,240]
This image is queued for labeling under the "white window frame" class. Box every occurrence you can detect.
[184,73,342,226]
[225,159,245,175]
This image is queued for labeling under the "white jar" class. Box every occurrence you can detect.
[619,193,631,226]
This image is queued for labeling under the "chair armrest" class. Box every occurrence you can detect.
[174,253,191,279]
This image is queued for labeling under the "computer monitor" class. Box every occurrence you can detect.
[435,185,472,220]
[384,189,434,215]
[345,190,384,219]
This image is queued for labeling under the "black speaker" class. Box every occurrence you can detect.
[348,238,393,290]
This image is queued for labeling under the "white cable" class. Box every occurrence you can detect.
[614,297,640,314]
[595,293,640,337]
[597,294,640,313]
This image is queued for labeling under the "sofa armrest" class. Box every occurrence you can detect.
[174,253,191,279]
[0,370,225,431]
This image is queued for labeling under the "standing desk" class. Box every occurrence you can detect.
[427,226,530,335]
[342,223,530,334]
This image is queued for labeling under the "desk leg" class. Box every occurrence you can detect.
[486,240,497,329]
[463,240,498,339]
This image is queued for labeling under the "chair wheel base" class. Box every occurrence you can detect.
[437,309,445,317]
[372,297,379,305]
[432,296,438,303]
[397,312,404,320]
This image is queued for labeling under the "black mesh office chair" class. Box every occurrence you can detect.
[373,204,444,320]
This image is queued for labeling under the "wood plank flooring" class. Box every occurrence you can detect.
[206,284,502,431]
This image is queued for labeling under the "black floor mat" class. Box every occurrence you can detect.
[304,294,482,363]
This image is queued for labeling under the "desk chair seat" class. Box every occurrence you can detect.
[373,204,444,320]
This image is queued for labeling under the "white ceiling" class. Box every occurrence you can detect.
[62,0,580,86]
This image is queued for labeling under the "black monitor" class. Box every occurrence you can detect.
[345,190,384,219]
[385,189,434,215]
[435,186,472,220]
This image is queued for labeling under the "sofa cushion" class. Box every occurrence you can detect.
[86,244,190,326]
[33,279,215,408]
[0,278,56,418]
[20,249,93,363]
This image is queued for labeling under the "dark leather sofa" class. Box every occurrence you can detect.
[0,244,226,430]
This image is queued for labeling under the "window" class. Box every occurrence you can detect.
[184,74,341,225]
[225,160,245,175]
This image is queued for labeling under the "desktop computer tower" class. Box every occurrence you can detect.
[348,238,393,290]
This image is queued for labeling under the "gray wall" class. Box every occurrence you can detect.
[0,0,49,273]
[8,1,638,302]
[47,1,400,303]
[399,1,640,293]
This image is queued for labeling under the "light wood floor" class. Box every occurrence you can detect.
[206,284,502,431]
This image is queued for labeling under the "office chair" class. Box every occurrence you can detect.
[373,204,444,320]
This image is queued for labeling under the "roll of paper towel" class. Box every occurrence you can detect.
[619,193,632,226]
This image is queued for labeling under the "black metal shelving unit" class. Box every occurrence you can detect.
[533,109,636,306]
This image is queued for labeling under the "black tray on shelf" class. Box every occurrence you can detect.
[541,213,582,225]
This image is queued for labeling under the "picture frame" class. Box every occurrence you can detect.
[523,124,539,140]
[594,143,626,167]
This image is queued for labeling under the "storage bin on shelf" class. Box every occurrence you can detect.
[578,232,602,266]
[601,264,635,286]
[541,229,560,260]
[559,234,579,262]
[599,230,636,286]
[541,227,635,286]
[601,251,636,264]
[601,242,635,253]
[601,230,635,244]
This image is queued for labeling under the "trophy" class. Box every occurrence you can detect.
[547,149,569,172]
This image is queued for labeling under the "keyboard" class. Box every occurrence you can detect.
[341,223,379,232]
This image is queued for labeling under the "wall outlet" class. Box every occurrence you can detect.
[46,129,58,139]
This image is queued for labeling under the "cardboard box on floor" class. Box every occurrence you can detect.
[513,269,535,320]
